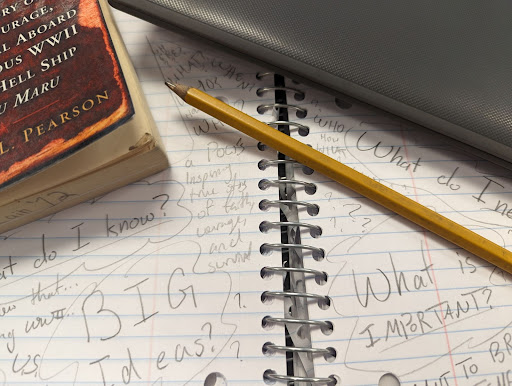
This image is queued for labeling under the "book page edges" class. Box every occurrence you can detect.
[0,139,168,233]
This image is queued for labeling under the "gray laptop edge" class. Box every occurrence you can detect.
[109,0,512,164]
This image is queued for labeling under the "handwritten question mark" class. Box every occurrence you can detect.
[343,203,362,222]
[202,322,214,352]
[482,287,493,308]
[230,340,241,359]
[362,218,371,232]
[233,99,245,111]
[152,194,170,216]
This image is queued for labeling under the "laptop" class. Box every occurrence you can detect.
[109,0,512,164]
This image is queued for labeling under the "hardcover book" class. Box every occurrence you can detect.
[0,0,168,232]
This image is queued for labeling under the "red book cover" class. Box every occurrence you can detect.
[0,0,133,188]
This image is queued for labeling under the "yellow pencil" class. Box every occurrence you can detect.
[166,81,512,274]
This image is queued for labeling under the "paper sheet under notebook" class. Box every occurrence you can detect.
[0,7,511,386]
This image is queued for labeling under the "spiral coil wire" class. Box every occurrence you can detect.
[256,73,337,385]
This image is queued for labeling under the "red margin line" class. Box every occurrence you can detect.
[399,129,459,385]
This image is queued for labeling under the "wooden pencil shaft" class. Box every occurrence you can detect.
[181,86,512,274]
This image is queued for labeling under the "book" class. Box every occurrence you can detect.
[0,0,168,233]
[1,8,512,386]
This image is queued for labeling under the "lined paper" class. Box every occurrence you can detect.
[126,11,512,384]
[0,10,288,385]
[295,85,512,384]
[3,5,512,385]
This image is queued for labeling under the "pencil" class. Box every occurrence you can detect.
[166,81,512,274]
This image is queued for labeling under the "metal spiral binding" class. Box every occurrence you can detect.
[259,179,317,195]
[259,199,320,216]
[256,72,337,385]
[260,243,326,261]
[259,221,322,238]
[258,159,314,175]
[262,316,333,335]
[257,103,308,118]
[261,290,331,309]
[256,87,306,101]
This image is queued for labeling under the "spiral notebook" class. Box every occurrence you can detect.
[2,8,512,385]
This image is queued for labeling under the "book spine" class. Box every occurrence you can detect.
[256,73,336,385]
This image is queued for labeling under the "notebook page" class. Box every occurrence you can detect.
[288,82,512,384]
[111,11,512,385]
[0,11,287,385]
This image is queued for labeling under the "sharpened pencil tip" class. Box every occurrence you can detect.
[164,81,189,99]
[165,81,176,90]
